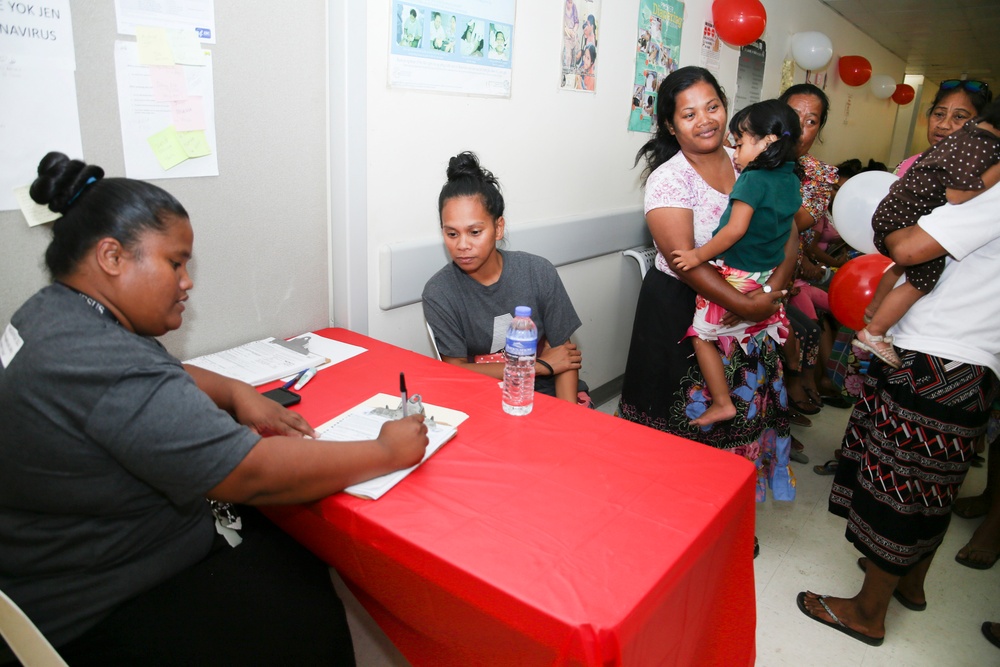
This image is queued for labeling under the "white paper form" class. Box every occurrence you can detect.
[0,0,81,212]
[114,40,218,180]
[114,0,216,44]
[316,394,468,499]
[0,58,83,211]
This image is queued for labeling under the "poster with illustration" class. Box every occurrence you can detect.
[628,0,684,132]
[388,1,515,97]
[559,0,602,93]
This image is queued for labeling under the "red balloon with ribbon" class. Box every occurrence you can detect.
[712,0,767,47]
[828,255,895,330]
[892,83,916,105]
[838,55,872,86]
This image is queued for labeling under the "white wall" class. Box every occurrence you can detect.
[359,0,905,391]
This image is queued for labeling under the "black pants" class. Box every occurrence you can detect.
[56,507,355,666]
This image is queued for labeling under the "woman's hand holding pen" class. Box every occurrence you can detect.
[376,415,429,469]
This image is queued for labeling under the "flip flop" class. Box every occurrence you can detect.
[982,622,1000,650]
[796,591,884,647]
[814,460,838,476]
[790,397,821,415]
[856,558,926,611]
[955,545,999,570]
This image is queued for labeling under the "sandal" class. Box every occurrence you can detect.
[790,397,820,415]
[956,543,1000,570]
[804,387,824,408]
[788,409,812,427]
[852,328,902,369]
[813,460,838,476]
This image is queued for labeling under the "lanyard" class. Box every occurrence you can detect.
[59,283,121,326]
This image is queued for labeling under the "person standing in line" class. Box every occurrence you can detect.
[618,67,798,525]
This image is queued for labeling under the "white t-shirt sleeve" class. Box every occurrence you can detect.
[919,183,1000,260]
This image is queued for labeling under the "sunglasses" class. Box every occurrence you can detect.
[939,79,990,93]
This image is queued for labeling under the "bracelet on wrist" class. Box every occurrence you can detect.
[537,359,555,376]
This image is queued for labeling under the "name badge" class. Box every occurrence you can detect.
[1,323,24,369]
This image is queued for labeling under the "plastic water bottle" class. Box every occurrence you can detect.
[502,306,537,416]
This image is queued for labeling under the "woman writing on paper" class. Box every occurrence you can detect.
[0,152,428,665]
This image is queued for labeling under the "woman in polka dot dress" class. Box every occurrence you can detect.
[855,99,1000,368]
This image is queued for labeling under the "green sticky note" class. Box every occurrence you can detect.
[177,130,212,158]
[147,126,188,170]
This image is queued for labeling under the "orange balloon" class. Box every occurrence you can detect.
[838,55,872,86]
[892,83,915,105]
[828,255,894,330]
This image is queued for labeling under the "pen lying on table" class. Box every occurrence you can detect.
[400,372,408,417]
[294,367,318,390]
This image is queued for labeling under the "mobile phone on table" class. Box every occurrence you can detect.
[261,387,301,407]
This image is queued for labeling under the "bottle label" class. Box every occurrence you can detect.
[505,339,536,356]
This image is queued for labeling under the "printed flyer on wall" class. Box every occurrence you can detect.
[388,1,515,97]
[559,0,601,93]
[628,0,683,133]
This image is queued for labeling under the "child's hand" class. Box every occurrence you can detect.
[671,249,701,271]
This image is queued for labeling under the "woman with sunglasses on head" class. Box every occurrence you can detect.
[895,79,992,177]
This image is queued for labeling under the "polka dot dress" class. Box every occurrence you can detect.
[872,120,1000,291]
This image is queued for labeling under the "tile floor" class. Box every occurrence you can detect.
[336,398,1000,666]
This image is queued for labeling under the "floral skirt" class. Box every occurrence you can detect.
[619,269,794,502]
[830,350,997,575]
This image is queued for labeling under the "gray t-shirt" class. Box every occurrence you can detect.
[422,250,581,359]
[0,284,260,648]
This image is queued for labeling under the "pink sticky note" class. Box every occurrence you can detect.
[170,96,206,131]
[149,66,188,102]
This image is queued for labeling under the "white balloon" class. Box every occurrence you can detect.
[831,171,898,255]
[869,74,896,99]
[791,32,833,71]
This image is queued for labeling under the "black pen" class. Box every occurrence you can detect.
[400,372,408,417]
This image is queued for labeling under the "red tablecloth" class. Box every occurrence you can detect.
[261,328,756,667]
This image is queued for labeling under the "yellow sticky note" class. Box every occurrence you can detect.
[147,126,189,170]
[177,130,212,158]
[136,26,175,65]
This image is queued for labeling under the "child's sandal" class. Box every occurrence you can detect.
[852,328,902,369]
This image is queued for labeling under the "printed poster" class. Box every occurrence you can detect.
[699,21,721,75]
[732,39,766,113]
[628,0,684,133]
[559,0,601,93]
[388,1,515,97]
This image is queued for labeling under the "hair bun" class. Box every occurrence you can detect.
[446,151,484,182]
[29,151,105,214]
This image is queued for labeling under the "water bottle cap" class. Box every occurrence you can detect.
[514,306,532,317]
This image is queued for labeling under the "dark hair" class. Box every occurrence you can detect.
[635,66,728,183]
[409,8,416,18]
[582,44,596,66]
[861,158,888,173]
[930,81,992,117]
[977,99,1000,127]
[432,11,440,20]
[778,83,830,130]
[437,151,504,224]
[30,152,188,280]
[836,158,864,179]
[729,99,801,172]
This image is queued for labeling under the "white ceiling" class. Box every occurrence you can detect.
[818,0,999,89]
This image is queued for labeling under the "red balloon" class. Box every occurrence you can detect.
[828,255,894,330]
[838,55,872,86]
[712,0,767,47]
[892,83,915,105]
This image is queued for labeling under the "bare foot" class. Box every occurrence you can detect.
[691,402,737,426]
[799,591,886,640]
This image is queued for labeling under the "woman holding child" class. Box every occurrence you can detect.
[618,67,799,506]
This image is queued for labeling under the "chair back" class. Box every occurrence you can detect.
[425,320,442,361]
[0,588,68,667]
[622,245,657,280]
